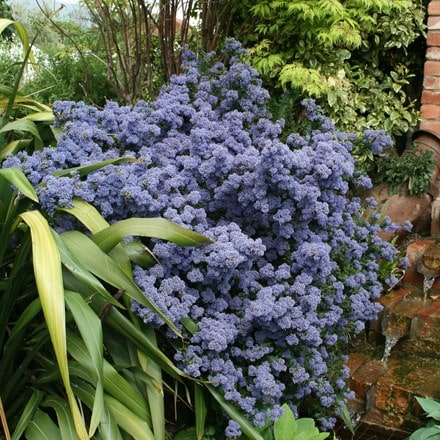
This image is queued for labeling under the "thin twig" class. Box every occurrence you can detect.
[0,397,11,440]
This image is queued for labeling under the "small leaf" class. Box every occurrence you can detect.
[416,397,440,421]
[274,404,297,440]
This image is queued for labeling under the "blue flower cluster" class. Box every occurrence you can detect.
[5,40,402,432]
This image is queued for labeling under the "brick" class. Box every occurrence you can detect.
[374,377,393,411]
[402,240,440,286]
[403,266,424,286]
[380,287,414,310]
[426,46,440,60]
[421,103,440,119]
[408,362,440,398]
[368,313,383,336]
[403,270,440,292]
[393,389,410,415]
[421,90,440,104]
[428,16,440,30]
[350,360,386,399]
[388,293,426,317]
[424,60,440,76]
[347,353,369,376]
[382,295,427,339]
[411,302,440,339]
[383,412,405,428]
[428,30,440,47]
[362,407,387,426]
[406,241,432,266]
[429,0,440,15]
[420,120,440,133]
[424,75,440,90]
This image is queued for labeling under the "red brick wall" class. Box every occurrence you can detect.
[421,1,440,132]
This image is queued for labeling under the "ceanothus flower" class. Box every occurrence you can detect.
[5,39,405,432]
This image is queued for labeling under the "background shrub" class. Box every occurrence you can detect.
[229,0,427,143]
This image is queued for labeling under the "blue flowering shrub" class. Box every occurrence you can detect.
[5,40,403,433]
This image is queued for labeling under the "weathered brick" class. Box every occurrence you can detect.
[426,46,440,60]
[424,75,440,90]
[350,359,386,399]
[383,412,406,429]
[382,293,427,339]
[410,302,440,339]
[421,90,440,104]
[420,120,440,133]
[428,16,440,30]
[424,60,440,76]
[347,353,369,376]
[401,268,425,287]
[421,103,440,119]
[393,391,410,415]
[406,241,432,266]
[347,240,440,430]
[380,287,414,310]
[428,30,440,47]
[403,241,439,287]
[429,0,440,16]
[361,407,387,427]
[374,377,393,411]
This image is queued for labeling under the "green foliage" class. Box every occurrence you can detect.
[409,397,440,439]
[234,0,426,139]
[257,404,330,440]
[0,0,13,40]
[376,143,435,196]
[0,18,57,156]
[175,403,331,440]
[329,63,419,135]
[0,11,116,106]
[273,405,329,440]
[23,47,116,106]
